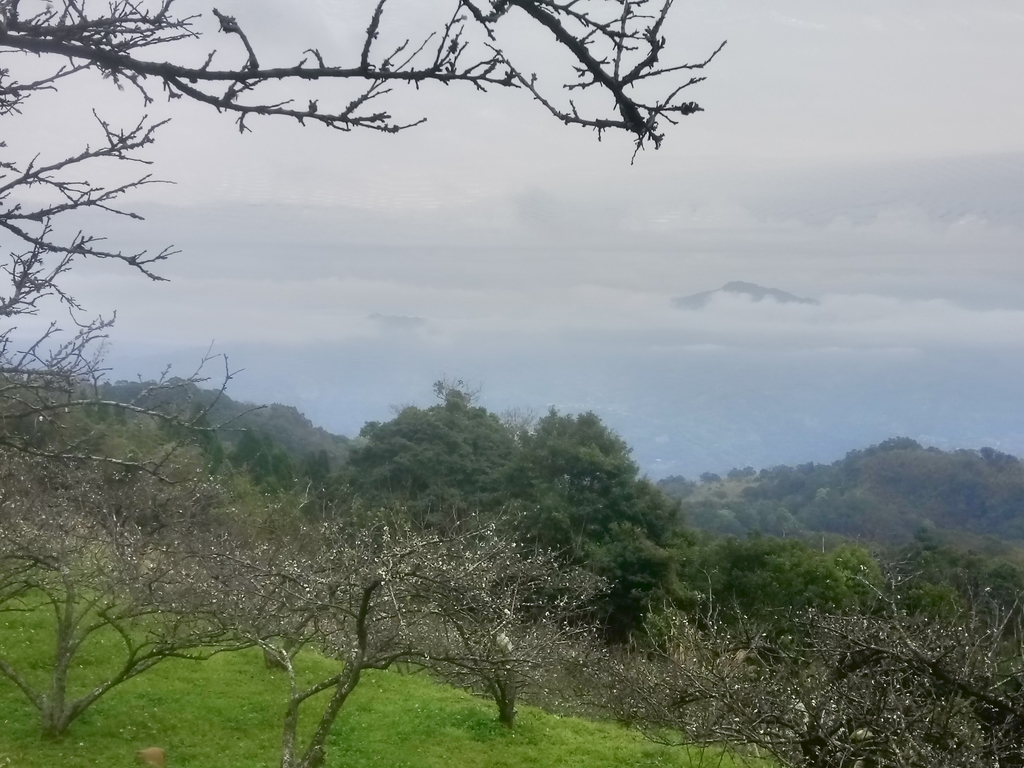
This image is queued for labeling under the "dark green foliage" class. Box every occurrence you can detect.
[685,500,803,538]
[510,411,677,553]
[727,466,756,480]
[303,449,331,486]
[343,388,518,525]
[894,526,1024,617]
[232,403,349,468]
[658,475,697,499]
[664,438,1024,543]
[587,524,687,638]
[158,402,227,472]
[680,535,881,629]
[231,431,297,493]
[508,410,685,639]
[344,397,691,639]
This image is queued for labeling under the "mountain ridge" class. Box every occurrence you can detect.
[100,379,351,467]
[674,280,819,309]
[659,438,1024,544]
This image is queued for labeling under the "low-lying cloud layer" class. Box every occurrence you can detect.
[65,270,1024,354]
[60,149,1024,360]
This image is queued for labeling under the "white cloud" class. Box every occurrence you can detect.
[57,262,1024,354]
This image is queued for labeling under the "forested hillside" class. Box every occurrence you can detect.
[661,438,1024,543]
[104,380,1024,551]
[99,379,1024,617]
[101,379,351,468]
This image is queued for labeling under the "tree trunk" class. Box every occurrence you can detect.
[41,586,76,737]
[40,696,68,738]
[40,664,73,736]
[280,665,360,768]
[279,696,300,768]
[490,675,518,729]
[497,694,517,728]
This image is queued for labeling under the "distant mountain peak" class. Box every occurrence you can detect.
[674,281,819,309]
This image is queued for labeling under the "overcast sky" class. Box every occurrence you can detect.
[7,0,1024,475]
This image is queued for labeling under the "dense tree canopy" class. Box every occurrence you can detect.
[682,536,881,628]
[504,409,686,638]
[230,431,298,494]
[509,410,678,553]
[666,438,1024,542]
[343,393,688,638]
[344,388,518,525]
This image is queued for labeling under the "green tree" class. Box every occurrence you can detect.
[508,409,685,639]
[302,449,332,486]
[686,535,880,628]
[231,431,297,494]
[509,411,677,551]
[344,385,518,525]
[895,527,1024,618]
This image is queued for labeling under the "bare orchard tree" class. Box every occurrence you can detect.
[0,449,232,737]
[0,0,724,465]
[193,515,594,768]
[416,533,600,728]
[201,518,435,768]
[192,517,442,768]
[612,595,1024,768]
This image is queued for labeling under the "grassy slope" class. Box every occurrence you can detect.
[0,610,743,768]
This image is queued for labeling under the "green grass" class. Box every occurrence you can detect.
[0,609,750,768]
